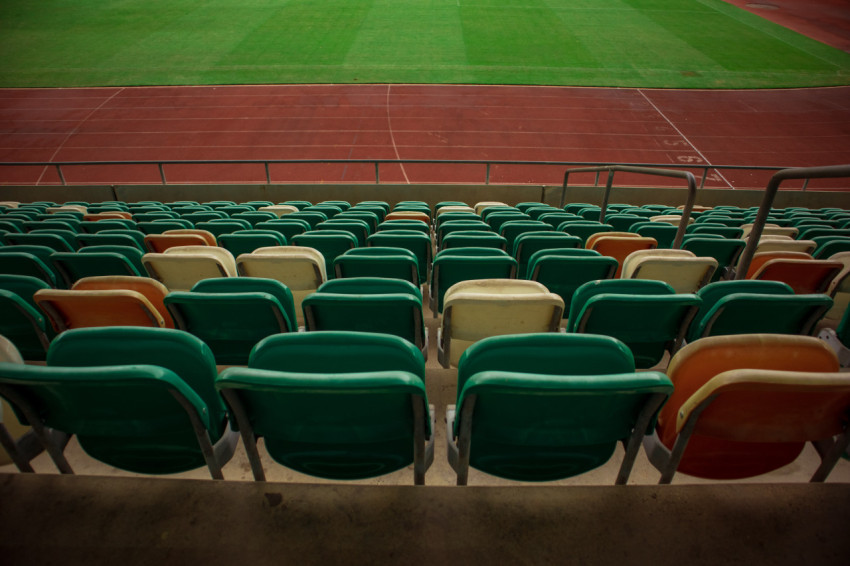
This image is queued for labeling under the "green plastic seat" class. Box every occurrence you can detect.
[316,219,371,246]
[537,211,581,229]
[303,278,427,357]
[79,219,136,233]
[511,231,581,278]
[50,248,144,286]
[218,230,287,256]
[605,214,645,232]
[191,277,297,331]
[215,331,432,482]
[437,220,491,248]
[285,212,328,229]
[366,230,432,285]
[334,248,419,285]
[194,219,252,237]
[687,280,794,342]
[567,279,701,368]
[0,329,236,478]
[0,289,51,360]
[336,210,380,232]
[136,220,193,234]
[527,249,618,316]
[0,248,62,288]
[132,212,179,222]
[5,232,76,252]
[255,218,311,240]
[429,250,517,315]
[0,274,51,310]
[690,292,833,340]
[76,231,145,251]
[631,222,679,249]
[686,224,744,239]
[447,333,673,484]
[435,212,481,231]
[23,220,80,233]
[484,211,529,232]
[165,288,294,365]
[292,230,358,278]
[813,236,850,259]
[232,211,277,226]
[440,231,507,250]
[556,221,614,246]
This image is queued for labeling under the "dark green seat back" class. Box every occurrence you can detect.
[0,274,51,309]
[511,231,581,278]
[527,250,618,316]
[0,289,50,360]
[681,236,746,281]
[218,231,287,256]
[51,250,142,286]
[0,250,61,288]
[453,333,672,481]
[292,231,358,277]
[192,277,297,331]
[366,230,432,284]
[0,362,218,474]
[556,221,614,245]
[334,252,419,285]
[692,293,833,339]
[165,292,292,365]
[441,231,507,250]
[47,327,226,432]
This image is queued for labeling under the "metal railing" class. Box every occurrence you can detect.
[0,159,812,188]
[561,165,697,249]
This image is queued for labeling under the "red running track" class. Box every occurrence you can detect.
[2,85,850,190]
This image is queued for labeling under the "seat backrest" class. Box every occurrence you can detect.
[248,331,425,380]
[164,291,292,364]
[587,235,658,277]
[302,293,426,356]
[528,251,618,315]
[34,289,166,332]
[235,247,327,326]
[0,274,51,310]
[567,279,675,326]
[440,280,564,368]
[568,290,701,368]
[431,254,518,313]
[143,232,210,252]
[511,232,581,278]
[318,276,422,300]
[333,252,419,286]
[366,230,432,284]
[0,250,61,288]
[621,250,718,294]
[292,231,358,275]
[50,251,142,287]
[681,237,746,281]
[690,293,833,339]
[0,289,50,361]
[142,246,237,291]
[191,277,297,333]
[656,334,843,479]
[749,257,843,294]
[71,275,174,328]
[218,231,288,256]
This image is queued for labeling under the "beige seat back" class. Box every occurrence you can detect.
[143,247,236,291]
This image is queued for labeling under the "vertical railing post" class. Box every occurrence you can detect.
[158,163,167,185]
[265,162,271,184]
[375,162,380,184]
[55,165,66,186]
[485,163,491,185]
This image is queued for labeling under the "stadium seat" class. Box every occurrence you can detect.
[366,230,432,285]
[165,283,295,365]
[586,233,657,277]
[50,247,145,286]
[511,231,581,278]
[303,278,427,358]
[0,327,237,478]
[429,249,517,316]
[566,279,700,368]
[217,230,288,256]
[0,289,51,361]
[34,288,168,332]
[70,275,174,328]
[236,246,327,326]
[446,333,673,484]
[527,249,618,315]
[333,247,420,286]
[643,334,850,482]
[747,254,843,294]
[292,230,358,277]
[142,246,237,291]
[438,279,563,368]
[620,249,717,293]
[681,235,745,281]
[216,331,433,483]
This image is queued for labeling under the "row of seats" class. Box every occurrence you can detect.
[2,329,848,485]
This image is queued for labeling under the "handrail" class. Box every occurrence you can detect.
[734,164,850,279]
[0,159,801,188]
[561,165,697,249]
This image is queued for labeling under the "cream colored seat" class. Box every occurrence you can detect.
[259,205,299,217]
[754,237,817,255]
[621,249,718,293]
[436,205,476,217]
[437,279,564,368]
[474,201,509,215]
[142,246,236,291]
[649,215,694,226]
[740,223,799,239]
[235,246,326,326]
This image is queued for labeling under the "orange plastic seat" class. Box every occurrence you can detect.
[645,334,850,482]
[743,251,811,278]
[72,275,174,328]
[144,232,210,252]
[84,211,133,221]
[586,233,657,277]
[34,288,167,331]
[748,256,843,294]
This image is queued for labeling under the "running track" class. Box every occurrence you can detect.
[1,1,849,191]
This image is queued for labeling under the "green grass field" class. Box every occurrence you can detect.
[2,0,849,88]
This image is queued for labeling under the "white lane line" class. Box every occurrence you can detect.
[638,88,734,189]
[386,84,410,184]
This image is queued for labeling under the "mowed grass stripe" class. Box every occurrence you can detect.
[0,0,848,88]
